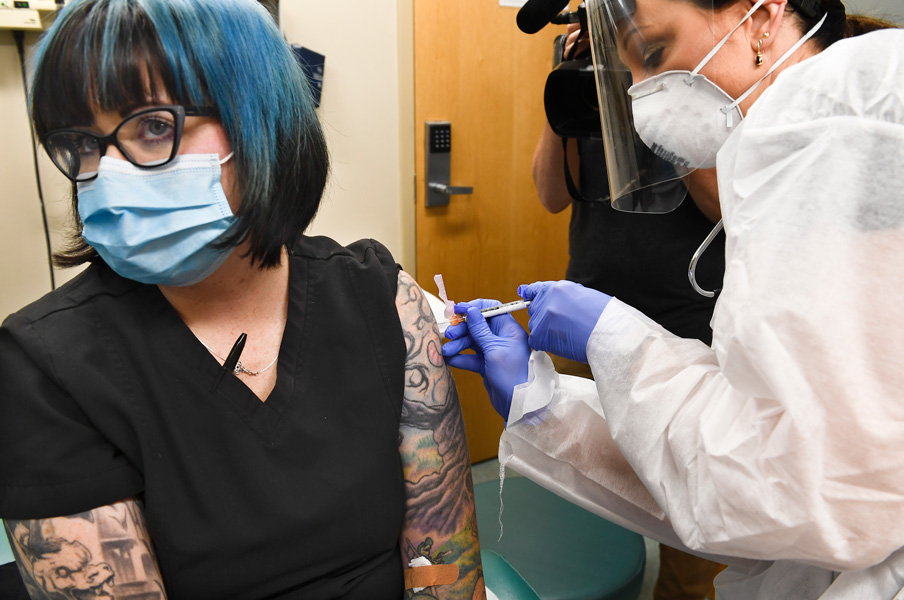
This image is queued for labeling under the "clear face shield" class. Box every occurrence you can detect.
[585,0,693,213]
[586,0,827,214]
[584,0,765,214]
[585,0,827,293]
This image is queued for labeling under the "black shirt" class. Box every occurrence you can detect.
[0,237,407,600]
[567,138,725,344]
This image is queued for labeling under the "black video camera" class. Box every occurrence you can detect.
[518,0,602,140]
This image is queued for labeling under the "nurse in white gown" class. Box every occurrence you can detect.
[442,0,904,598]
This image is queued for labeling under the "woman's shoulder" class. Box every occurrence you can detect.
[822,27,904,56]
[290,236,396,264]
[1,264,145,375]
[5,262,139,331]
[811,28,904,91]
[290,236,401,294]
[750,28,904,128]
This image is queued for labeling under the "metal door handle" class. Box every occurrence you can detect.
[425,121,474,207]
[428,183,474,196]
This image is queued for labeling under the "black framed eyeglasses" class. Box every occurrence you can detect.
[42,105,217,182]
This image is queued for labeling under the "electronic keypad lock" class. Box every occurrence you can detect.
[425,121,474,208]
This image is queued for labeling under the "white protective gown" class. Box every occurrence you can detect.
[500,29,904,600]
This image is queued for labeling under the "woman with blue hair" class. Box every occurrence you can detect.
[0,1,484,598]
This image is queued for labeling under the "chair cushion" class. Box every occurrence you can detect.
[481,549,542,600]
[475,477,645,600]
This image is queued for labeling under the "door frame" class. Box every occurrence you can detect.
[397,0,417,274]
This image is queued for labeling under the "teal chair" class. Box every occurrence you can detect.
[475,477,645,600]
[482,549,542,600]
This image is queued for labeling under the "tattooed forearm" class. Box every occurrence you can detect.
[395,271,485,600]
[4,498,167,600]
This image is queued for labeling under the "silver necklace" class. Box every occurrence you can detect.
[197,338,279,376]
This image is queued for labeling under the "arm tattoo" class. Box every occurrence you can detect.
[395,271,485,600]
[4,498,167,600]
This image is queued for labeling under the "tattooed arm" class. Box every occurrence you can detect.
[394,271,485,600]
[4,498,167,600]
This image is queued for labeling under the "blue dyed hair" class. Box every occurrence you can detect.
[31,0,329,268]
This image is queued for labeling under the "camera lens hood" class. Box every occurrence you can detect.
[545,57,604,140]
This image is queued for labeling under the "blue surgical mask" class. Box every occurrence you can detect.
[77,153,237,286]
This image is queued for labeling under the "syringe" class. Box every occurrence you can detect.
[447,299,532,326]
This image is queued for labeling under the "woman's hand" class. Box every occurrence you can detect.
[518,280,612,363]
[563,22,590,59]
[441,299,530,421]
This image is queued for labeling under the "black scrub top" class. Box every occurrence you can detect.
[0,236,408,600]
[568,138,725,344]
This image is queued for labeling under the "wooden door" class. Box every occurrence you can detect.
[414,0,572,462]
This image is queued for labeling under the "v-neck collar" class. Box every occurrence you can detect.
[147,253,308,440]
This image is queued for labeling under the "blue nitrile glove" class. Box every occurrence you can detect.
[518,280,611,363]
[441,299,530,421]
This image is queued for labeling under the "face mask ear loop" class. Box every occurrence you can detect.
[722,11,828,127]
[684,0,768,85]
[219,152,234,165]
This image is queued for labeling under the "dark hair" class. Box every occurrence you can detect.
[792,0,899,49]
[843,13,900,38]
[687,0,898,50]
[30,0,330,269]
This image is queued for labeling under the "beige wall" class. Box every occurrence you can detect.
[0,1,415,320]
[846,0,904,24]
[280,0,415,273]
[0,30,83,320]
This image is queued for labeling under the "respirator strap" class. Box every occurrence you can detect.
[722,10,828,124]
[688,0,768,80]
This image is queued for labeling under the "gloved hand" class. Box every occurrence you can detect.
[518,280,612,363]
[441,299,530,422]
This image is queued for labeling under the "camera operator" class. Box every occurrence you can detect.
[531,20,726,600]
